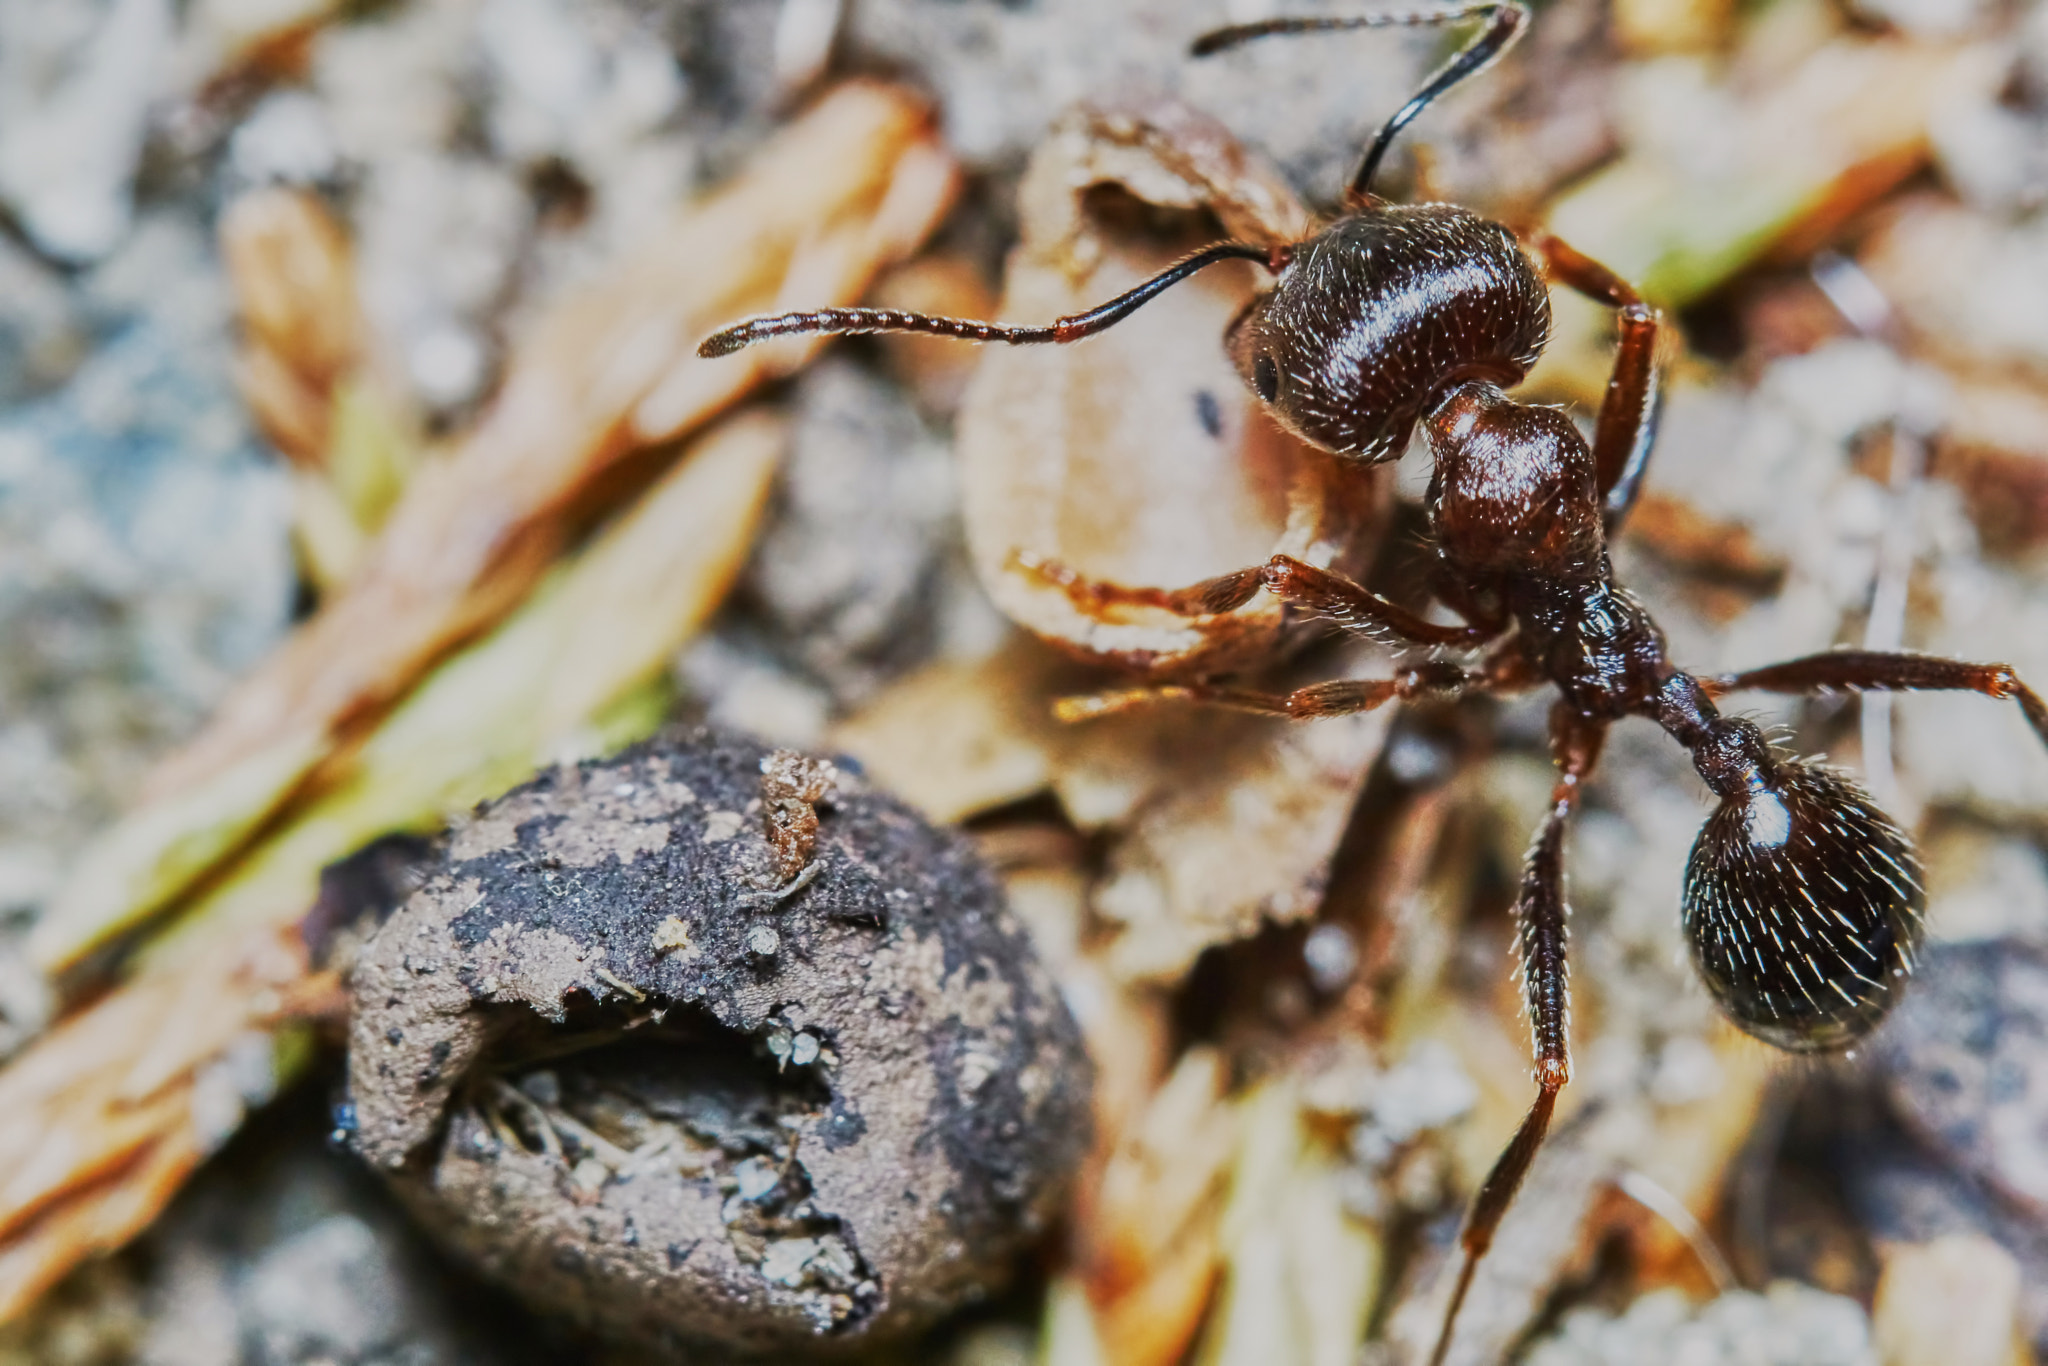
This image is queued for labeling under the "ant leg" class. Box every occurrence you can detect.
[1010,553,1266,618]
[1703,649,2048,747]
[1018,554,1505,648]
[1530,234,1662,533]
[1430,705,1605,1366]
[1264,555,1505,647]
[1055,659,1472,722]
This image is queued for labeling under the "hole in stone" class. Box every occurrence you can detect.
[459,1001,878,1332]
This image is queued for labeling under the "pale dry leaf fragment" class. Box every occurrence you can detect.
[651,917,694,955]
[958,96,1384,674]
[171,0,350,91]
[1039,1274,1111,1366]
[222,186,421,591]
[0,925,323,1324]
[1081,1048,1237,1366]
[833,634,1391,984]
[1872,1235,2031,1366]
[221,187,361,430]
[1615,1030,1775,1289]
[34,83,953,974]
[1862,196,2048,381]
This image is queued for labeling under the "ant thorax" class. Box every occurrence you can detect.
[1421,381,1603,580]
[1225,202,1550,462]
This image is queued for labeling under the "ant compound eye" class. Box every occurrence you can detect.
[1682,758,1925,1053]
[1252,352,1280,403]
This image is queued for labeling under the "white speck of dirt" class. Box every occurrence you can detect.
[1350,1039,1479,1168]
[1649,1033,1726,1107]
[651,916,694,954]
[703,809,745,843]
[789,1032,821,1067]
[1303,923,1359,993]
[190,1029,280,1153]
[761,1236,820,1287]
[733,1156,780,1202]
[406,323,485,407]
[958,1050,998,1095]
[229,90,339,185]
[746,924,781,957]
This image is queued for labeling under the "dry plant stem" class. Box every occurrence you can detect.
[1078,1048,1237,1366]
[222,186,420,592]
[34,81,957,975]
[221,187,363,468]
[143,412,786,967]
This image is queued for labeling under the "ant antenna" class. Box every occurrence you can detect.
[697,241,1275,358]
[1192,1,1530,200]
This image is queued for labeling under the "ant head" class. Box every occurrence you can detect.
[1683,756,1925,1052]
[1225,205,1551,462]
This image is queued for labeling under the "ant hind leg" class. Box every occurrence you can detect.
[1429,706,1604,1366]
[1704,649,2048,748]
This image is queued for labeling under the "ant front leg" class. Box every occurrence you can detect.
[1054,658,1474,723]
[1430,704,1605,1366]
[1019,552,1503,647]
[1705,649,2048,747]
[1530,234,1662,533]
[1010,552,1267,619]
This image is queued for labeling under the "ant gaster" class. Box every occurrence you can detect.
[700,4,2048,1361]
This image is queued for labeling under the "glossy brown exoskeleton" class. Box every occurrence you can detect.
[699,4,2048,1359]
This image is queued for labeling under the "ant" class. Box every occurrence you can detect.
[700,4,2048,1361]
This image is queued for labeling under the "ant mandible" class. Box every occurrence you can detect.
[701,4,2048,1361]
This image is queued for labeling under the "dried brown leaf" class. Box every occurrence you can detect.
[833,634,1390,984]
[959,96,1382,674]
[221,188,360,401]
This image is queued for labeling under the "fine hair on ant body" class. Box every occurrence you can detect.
[701,5,2048,1361]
